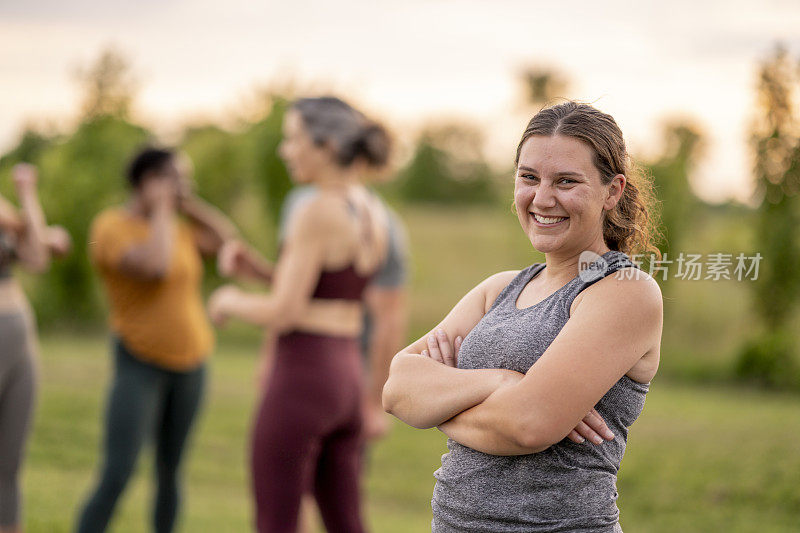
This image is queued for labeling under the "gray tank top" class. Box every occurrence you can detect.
[432,250,649,533]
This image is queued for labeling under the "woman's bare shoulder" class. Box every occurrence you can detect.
[287,192,347,237]
[580,266,663,321]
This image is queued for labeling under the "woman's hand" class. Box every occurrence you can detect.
[175,172,194,212]
[217,240,247,278]
[207,284,242,327]
[425,331,615,445]
[46,225,72,257]
[421,328,461,367]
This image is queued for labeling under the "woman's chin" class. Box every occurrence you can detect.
[528,236,564,255]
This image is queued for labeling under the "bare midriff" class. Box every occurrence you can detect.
[291,298,364,338]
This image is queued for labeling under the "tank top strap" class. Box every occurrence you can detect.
[344,193,377,251]
[560,250,642,308]
[487,263,546,313]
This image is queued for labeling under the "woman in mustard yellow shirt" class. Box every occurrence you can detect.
[76,147,238,533]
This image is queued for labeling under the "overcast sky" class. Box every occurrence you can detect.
[2,0,799,203]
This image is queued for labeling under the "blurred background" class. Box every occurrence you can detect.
[1,1,800,531]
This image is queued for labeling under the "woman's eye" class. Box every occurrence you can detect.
[521,174,538,181]
[560,179,576,184]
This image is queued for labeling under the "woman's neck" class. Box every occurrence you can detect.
[126,195,150,218]
[541,239,611,284]
[315,167,360,193]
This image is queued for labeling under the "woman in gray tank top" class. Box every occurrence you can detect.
[383,102,663,532]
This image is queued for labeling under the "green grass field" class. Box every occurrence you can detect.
[19,204,800,531]
[23,335,800,532]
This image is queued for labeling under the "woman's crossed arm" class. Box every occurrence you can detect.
[438,271,662,455]
[382,270,628,447]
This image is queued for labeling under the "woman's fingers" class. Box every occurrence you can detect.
[423,330,459,367]
[567,430,585,444]
[435,329,455,367]
[584,408,614,440]
[570,409,615,445]
[453,336,462,367]
[573,420,604,444]
[426,333,444,363]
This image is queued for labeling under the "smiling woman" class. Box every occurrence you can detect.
[383,101,663,532]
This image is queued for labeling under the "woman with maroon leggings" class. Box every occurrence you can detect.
[208,96,391,533]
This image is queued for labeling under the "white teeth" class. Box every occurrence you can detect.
[533,213,567,224]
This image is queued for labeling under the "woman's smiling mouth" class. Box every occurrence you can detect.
[531,212,569,227]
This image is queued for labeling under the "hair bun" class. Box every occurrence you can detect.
[358,122,391,168]
[292,97,391,170]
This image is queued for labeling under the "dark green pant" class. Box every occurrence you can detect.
[76,339,206,533]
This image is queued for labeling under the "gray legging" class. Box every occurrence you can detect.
[0,310,36,528]
[76,338,205,533]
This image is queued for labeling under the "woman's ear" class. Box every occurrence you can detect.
[604,174,626,211]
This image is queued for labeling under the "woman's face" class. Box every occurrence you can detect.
[138,156,183,209]
[279,109,336,184]
[514,134,624,257]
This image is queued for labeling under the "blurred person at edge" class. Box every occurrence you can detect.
[383,102,663,533]
[208,96,393,533]
[0,163,71,533]
[76,147,240,533]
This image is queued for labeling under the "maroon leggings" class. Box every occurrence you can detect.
[251,332,365,533]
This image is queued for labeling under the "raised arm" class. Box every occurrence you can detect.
[438,271,663,455]
[179,194,239,256]
[217,239,274,284]
[12,164,51,272]
[116,178,177,281]
[382,271,525,429]
[0,194,23,234]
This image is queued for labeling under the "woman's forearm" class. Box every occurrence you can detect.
[438,399,545,456]
[382,353,517,429]
[237,247,275,284]
[16,187,50,272]
[181,196,238,252]
[223,291,289,330]
[119,202,175,280]
[0,195,23,233]
[437,381,552,455]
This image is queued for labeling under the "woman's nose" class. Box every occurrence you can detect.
[531,183,557,209]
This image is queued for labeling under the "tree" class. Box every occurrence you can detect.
[245,95,293,231]
[647,120,705,257]
[33,116,150,326]
[393,122,498,205]
[0,48,150,327]
[736,44,800,387]
[74,48,138,121]
[519,66,570,108]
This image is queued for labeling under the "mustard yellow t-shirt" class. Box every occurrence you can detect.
[89,207,214,371]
